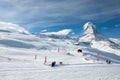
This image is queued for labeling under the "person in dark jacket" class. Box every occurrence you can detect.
[106,59,111,64]
[51,61,56,67]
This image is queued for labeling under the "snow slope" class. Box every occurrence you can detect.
[0,30,120,63]
[0,22,29,34]
[109,38,120,46]
[0,25,120,80]
[0,62,120,80]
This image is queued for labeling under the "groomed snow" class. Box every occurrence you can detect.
[0,62,120,80]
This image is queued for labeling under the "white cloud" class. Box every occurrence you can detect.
[81,8,120,21]
[115,24,120,27]
[41,29,47,32]
[41,29,72,35]
[71,32,75,35]
[0,0,119,30]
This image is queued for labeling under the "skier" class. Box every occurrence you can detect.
[106,60,108,64]
[106,59,111,64]
[51,61,56,67]
[108,60,111,64]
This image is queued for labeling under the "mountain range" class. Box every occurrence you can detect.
[78,22,120,56]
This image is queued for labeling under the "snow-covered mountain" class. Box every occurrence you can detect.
[79,22,107,43]
[0,22,120,80]
[0,22,29,34]
[35,33,72,40]
[38,29,72,39]
[78,22,120,56]
[0,26,119,64]
[109,38,120,46]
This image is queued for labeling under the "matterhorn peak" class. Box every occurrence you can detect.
[79,22,106,43]
[83,22,95,35]
[78,22,120,55]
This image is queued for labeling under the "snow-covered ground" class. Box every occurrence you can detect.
[0,61,120,80]
[0,25,120,80]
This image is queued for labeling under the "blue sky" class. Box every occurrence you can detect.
[0,0,120,38]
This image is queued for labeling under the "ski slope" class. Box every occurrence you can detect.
[0,28,120,80]
[0,61,120,80]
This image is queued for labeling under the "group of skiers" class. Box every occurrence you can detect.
[50,59,111,67]
[106,59,111,64]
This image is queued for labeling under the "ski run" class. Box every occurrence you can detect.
[0,22,120,80]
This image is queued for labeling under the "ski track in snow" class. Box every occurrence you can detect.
[0,62,120,80]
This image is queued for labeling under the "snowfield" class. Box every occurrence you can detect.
[0,62,120,80]
[0,23,120,80]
